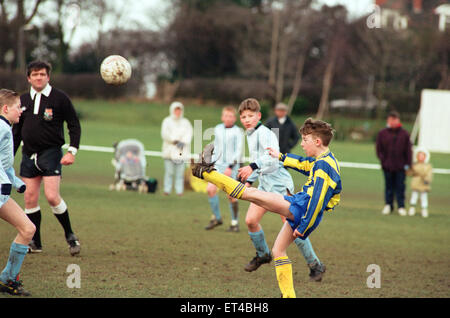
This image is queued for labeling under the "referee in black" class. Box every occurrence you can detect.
[13,60,81,256]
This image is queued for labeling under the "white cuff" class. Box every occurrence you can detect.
[67,146,78,156]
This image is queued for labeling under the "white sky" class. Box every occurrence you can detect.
[68,0,374,48]
[69,0,172,48]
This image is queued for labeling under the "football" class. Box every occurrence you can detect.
[100,55,132,85]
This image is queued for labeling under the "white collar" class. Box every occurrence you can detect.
[30,84,52,99]
[278,116,287,124]
[30,84,52,115]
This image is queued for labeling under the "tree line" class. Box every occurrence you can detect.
[1,0,448,118]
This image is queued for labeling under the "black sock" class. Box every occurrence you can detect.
[54,210,74,239]
[26,210,42,247]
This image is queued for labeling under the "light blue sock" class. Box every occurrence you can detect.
[208,195,222,221]
[0,242,29,283]
[229,202,238,222]
[294,237,320,265]
[249,229,270,257]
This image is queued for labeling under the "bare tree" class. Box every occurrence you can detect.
[275,18,288,104]
[286,53,306,114]
[285,6,318,114]
[267,0,313,107]
[0,0,46,71]
[268,3,281,99]
[316,36,339,119]
[52,0,82,72]
[315,5,348,120]
[436,32,450,90]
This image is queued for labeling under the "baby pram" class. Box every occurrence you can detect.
[109,139,153,193]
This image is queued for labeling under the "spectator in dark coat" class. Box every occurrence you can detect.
[265,103,300,154]
[376,111,412,216]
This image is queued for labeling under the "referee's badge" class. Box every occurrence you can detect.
[44,108,53,121]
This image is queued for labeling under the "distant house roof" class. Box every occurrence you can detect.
[374,0,447,29]
[376,0,411,11]
[376,0,447,14]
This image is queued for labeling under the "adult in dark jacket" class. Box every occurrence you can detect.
[13,60,81,256]
[265,103,300,154]
[376,111,412,216]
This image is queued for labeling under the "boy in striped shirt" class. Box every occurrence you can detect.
[192,116,341,297]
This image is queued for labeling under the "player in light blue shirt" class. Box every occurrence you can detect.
[205,107,244,232]
[0,89,35,296]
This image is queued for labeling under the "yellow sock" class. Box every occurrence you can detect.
[274,256,296,298]
[202,171,246,199]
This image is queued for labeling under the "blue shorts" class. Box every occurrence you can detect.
[283,192,310,232]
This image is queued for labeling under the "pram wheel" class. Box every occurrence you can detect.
[114,180,126,191]
[138,181,148,194]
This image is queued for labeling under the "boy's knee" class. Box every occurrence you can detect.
[245,216,258,230]
[207,185,217,197]
[271,247,285,259]
[271,248,279,258]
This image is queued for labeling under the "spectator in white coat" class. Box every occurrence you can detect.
[161,101,193,196]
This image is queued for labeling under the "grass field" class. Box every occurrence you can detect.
[1,99,449,298]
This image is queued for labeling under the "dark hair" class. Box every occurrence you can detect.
[299,118,335,146]
[387,110,400,119]
[238,98,260,114]
[27,60,52,77]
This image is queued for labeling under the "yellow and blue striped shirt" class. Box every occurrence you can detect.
[280,150,341,237]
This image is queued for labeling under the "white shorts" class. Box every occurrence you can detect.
[0,194,10,209]
[215,163,239,180]
[258,167,294,195]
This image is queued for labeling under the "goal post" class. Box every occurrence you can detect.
[413,89,450,154]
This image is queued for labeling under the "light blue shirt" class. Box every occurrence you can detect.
[0,116,24,192]
[246,123,294,194]
[212,123,244,168]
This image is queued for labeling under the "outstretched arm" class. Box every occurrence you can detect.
[269,148,315,176]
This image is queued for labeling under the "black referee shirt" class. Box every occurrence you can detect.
[13,86,81,156]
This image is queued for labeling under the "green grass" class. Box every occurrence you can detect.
[0,99,449,298]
